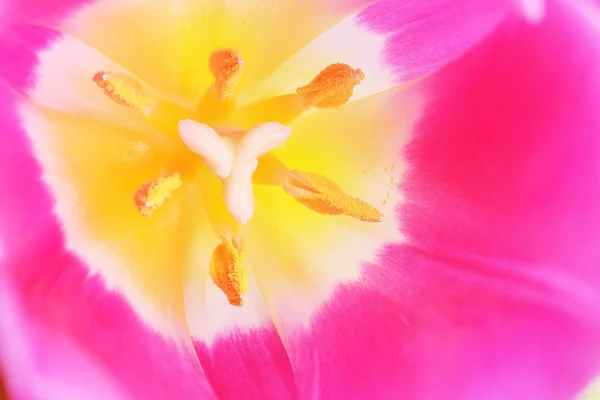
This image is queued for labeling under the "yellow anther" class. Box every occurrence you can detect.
[296,63,364,108]
[93,71,153,114]
[209,49,244,101]
[133,173,182,217]
[209,236,249,307]
[283,170,382,222]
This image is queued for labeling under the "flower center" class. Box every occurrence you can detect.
[93,49,379,306]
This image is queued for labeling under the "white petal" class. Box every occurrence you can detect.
[223,160,259,224]
[178,120,234,178]
[235,122,292,164]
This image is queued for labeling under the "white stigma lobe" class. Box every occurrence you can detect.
[178,120,291,224]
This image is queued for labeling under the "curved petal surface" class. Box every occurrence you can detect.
[357,0,512,81]
[203,2,600,399]
[0,0,92,89]
[194,327,298,400]
[4,1,600,400]
[245,88,418,323]
[0,0,91,28]
[0,41,214,400]
[299,3,600,398]
[244,0,513,104]
[53,0,374,103]
[0,283,127,400]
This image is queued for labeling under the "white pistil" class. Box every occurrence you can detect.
[223,160,258,224]
[178,120,292,224]
[235,122,292,164]
[178,120,235,179]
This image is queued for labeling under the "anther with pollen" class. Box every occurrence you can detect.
[230,63,364,128]
[93,72,153,114]
[133,173,182,217]
[296,63,365,108]
[196,49,245,122]
[283,170,382,222]
[209,236,249,307]
[209,49,245,101]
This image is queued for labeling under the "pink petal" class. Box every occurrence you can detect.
[0,0,91,33]
[194,328,297,400]
[357,0,513,82]
[0,283,127,400]
[0,86,215,399]
[244,0,515,105]
[198,2,600,399]
[400,1,600,303]
[4,1,600,399]
[298,2,600,398]
[515,0,547,22]
[0,24,57,92]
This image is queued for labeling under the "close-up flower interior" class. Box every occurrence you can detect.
[1,0,600,399]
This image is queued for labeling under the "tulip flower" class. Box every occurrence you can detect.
[1,0,600,398]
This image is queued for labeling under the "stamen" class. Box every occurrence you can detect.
[283,170,382,222]
[93,72,153,114]
[133,173,182,217]
[195,50,244,123]
[209,236,249,307]
[209,49,244,101]
[296,63,365,108]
